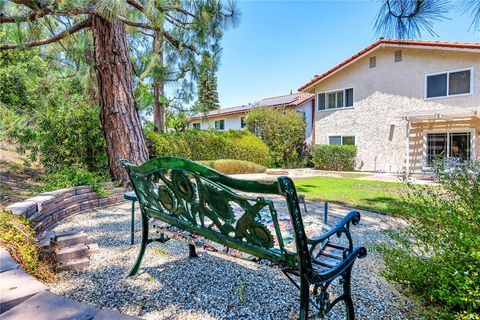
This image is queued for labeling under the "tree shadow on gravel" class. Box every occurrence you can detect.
[57,250,300,320]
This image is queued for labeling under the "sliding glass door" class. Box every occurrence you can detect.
[426,132,471,165]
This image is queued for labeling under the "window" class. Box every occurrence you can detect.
[317,88,354,111]
[426,69,472,99]
[214,119,225,130]
[192,122,200,129]
[369,56,376,68]
[394,50,402,62]
[329,135,355,145]
[426,132,471,165]
[449,70,471,95]
[240,117,246,128]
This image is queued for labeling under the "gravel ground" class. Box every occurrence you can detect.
[47,198,417,320]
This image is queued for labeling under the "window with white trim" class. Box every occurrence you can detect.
[192,122,200,129]
[328,135,355,145]
[240,117,246,128]
[214,119,225,130]
[426,132,471,165]
[426,68,472,99]
[317,88,353,111]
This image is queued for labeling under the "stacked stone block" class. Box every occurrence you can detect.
[5,186,126,234]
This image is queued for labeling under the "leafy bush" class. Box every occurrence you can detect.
[35,103,108,174]
[30,164,110,195]
[245,108,306,168]
[145,129,270,166]
[376,161,480,319]
[312,145,357,171]
[0,210,53,280]
[197,159,266,174]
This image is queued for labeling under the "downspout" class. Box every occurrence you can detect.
[405,117,410,174]
[311,98,316,144]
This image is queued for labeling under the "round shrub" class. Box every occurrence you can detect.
[313,145,356,171]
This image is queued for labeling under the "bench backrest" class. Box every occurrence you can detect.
[121,157,311,270]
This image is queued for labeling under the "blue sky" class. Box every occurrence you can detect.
[210,0,480,108]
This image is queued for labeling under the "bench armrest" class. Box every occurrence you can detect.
[307,210,361,255]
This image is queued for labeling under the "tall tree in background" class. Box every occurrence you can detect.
[0,0,238,184]
[135,1,238,132]
[192,49,220,113]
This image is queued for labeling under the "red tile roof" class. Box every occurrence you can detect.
[298,38,480,92]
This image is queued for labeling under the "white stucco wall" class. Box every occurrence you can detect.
[189,102,314,143]
[295,101,314,143]
[307,47,480,173]
[189,114,245,130]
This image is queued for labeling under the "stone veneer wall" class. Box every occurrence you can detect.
[5,186,126,234]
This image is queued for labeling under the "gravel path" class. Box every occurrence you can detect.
[47,198,417,320]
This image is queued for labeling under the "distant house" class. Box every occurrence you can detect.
[299,38,480,174]
[188,93,315,143]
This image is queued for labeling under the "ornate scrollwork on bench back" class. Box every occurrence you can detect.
[124,158,289,255]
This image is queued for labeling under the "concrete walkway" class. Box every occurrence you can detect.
[0,248,140,320]
[231,168,436,185]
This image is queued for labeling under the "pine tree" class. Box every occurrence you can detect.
[0,0,238,184]
[193,50,220,113]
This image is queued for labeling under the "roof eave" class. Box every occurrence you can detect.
[298,40,480,92]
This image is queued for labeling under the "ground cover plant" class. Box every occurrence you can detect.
[29,164,110,196]
[0,210,54,280]
[294,176,410,215]
[197,159,266,174]
[376,161,480,319]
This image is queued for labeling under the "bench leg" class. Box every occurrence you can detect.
[343,267,355,320]
[130,200,136,245]
[298,276,310,320]
[129,212,149,276]
[188,243,198,258]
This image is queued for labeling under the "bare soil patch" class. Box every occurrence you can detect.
[0,147,44,208]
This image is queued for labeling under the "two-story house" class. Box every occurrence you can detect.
[299,38,480,174]
[188,92,315,143]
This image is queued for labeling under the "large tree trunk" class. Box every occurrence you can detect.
[92,15,148,185]
[153,30,165,133]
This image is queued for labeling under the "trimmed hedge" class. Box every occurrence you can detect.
[313,145,357,171]
[197,159,266,175]
[145,129,270,166]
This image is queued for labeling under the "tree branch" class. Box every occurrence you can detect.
[0,18,91,50]
[0,7,92,24]
[126,0,144,12]
[118,16,198,54]
[10,0,47,11]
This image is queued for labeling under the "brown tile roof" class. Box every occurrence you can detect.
[298,38,480,92]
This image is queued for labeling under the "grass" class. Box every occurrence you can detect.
[294,176,412,215]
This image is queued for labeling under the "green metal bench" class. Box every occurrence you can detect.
[121,157,367,320]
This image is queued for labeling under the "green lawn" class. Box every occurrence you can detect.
[293,176,411,216]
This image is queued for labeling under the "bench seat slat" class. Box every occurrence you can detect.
[313,254,340,268]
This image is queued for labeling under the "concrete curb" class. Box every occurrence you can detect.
[0,248,140,319]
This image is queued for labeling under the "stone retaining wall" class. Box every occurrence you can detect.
[5,186,126,234]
